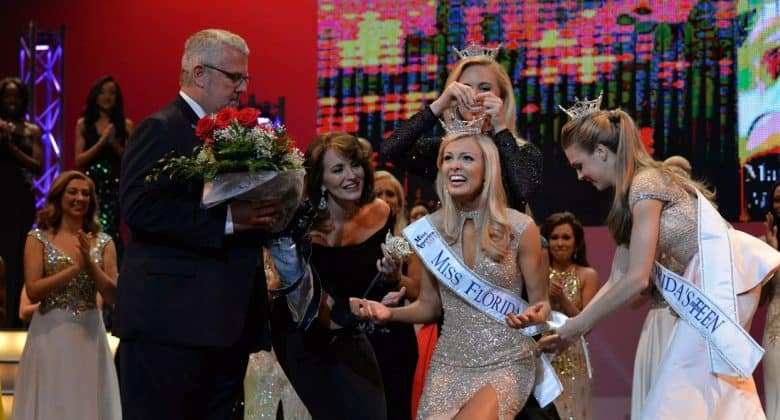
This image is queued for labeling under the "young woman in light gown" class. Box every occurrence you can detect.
[13,171,120,420]
[629,155,691,419]
[539,107,779,420]
[352,132,551,419]
[541,212,599,420]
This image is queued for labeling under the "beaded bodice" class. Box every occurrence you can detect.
[429,208,536,366]
[29,229,111,315]
[628,169,698,276]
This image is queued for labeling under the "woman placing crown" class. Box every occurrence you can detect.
[381,43,542,213]
[353,131,550,419]
[539,104,780,419]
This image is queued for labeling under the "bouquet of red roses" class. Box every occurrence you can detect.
[148,106,305,232]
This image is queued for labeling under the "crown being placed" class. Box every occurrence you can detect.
[453,42,501,60]
[559,91,604,120]
[439,108,486,136]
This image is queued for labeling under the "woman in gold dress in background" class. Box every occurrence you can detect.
[540,212,599,420]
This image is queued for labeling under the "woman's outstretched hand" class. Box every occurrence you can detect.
[536,318,580,356]
[506,301,547,329]
[349,297,392,324]
[381,286,407,307]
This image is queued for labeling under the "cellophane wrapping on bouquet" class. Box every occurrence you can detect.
[201,168,305,233]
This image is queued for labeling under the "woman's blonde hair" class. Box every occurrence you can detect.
[436,132,511,261]
[561,109,713,244]
[374,170,407,236]
[37,170,101,234]
[443,56,519,138]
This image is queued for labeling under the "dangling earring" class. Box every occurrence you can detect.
[318,189,328,210]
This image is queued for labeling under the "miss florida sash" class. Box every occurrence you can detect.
[403,216,565,406]
[652,190,780,378]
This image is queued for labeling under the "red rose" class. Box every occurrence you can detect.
[195,116,216,141]
[236,107,261,128]
[215,107,238,129]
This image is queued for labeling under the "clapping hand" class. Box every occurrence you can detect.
[765,212,778,250]
[549,277,564,300]
[0,119,12,142]
[100,123,116,146]
[74,230,94,271]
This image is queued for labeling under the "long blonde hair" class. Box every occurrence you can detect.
[443,57,518,138]
[561,109,713,244]
[435,133,511,261]
[374,170,408,236]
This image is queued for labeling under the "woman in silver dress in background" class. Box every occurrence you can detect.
[14,171,120,420]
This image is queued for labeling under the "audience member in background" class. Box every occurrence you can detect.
[540,107,779,419]
[75,75,134,255]
[372,169,421,418]
[353,132,550,419]
[13,171,120,419]
[374,170,409,236]
[409,201,432,223]
[271,132,398,419]
[762,180,780,420]
[540,212,599,420]
[629,155,691,418]
[0,77,42,328]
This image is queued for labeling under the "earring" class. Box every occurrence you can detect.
[318,190,328,210]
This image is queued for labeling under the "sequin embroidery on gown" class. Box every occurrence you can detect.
[12,229,121,420]
[549,266,591,420]
[417,209,536,420]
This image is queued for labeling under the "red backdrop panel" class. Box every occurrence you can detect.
[0,0,318,169]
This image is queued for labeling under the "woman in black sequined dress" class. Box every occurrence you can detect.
[381,54,543,213]
[272,132,412,420]
[75,76,134,255]
[0,77,42,327]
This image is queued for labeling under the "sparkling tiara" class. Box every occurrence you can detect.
[439,109,486,136]
[559,91,604,120]
[452,43,501,60]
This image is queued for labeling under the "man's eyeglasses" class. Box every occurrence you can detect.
[202,64,251,85]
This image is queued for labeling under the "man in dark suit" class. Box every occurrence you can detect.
[116,29,282,419]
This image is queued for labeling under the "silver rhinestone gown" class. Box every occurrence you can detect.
[417,209,536,419]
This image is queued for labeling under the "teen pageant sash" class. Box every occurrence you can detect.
[403,216,565,406]
[651,190,780,378]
